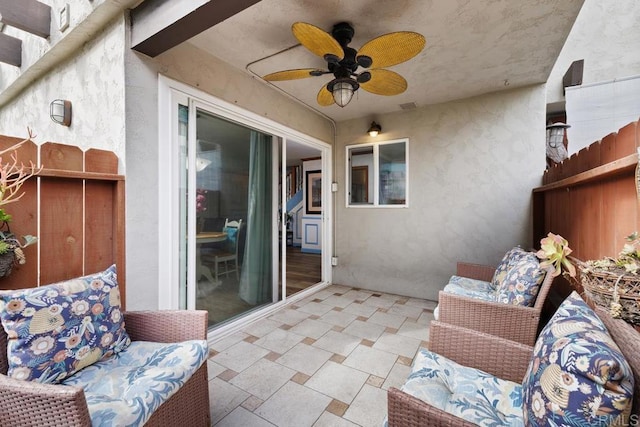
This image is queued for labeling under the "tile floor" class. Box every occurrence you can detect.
[207,284,437,426]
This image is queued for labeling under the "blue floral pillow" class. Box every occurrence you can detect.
[0,264,131,384]
[491,246,527,290]
[522,291,634,426]
[495,253,545,306]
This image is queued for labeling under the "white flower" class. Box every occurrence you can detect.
[71,300,90,316]
[30,336,55,355]
[531,390,546,418]
[11,367,31,381]
[575,356,589,372]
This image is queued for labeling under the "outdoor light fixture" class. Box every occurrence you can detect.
[367,121,381,137]
[195,157,212,172]
[50,99,72,126]
[328,78,359,108]
[546,122,571,164]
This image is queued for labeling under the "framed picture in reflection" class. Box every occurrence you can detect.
[306,170,321,214]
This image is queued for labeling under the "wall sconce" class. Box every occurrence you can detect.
[50,100,72,126]
[367,121,381,137]
[546,122,570,164]
[195,157,211,172]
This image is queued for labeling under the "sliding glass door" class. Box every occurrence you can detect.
[159,76,332,332]
[179,102,280,327]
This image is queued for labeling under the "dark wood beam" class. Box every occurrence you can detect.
[0,32,21,67]
[0,0,51,39]
[562,59,584,95]
[131,0,261,58]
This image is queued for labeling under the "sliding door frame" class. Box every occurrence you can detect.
[158,75,332,340]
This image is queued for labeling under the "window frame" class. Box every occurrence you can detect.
[345,138,409,208]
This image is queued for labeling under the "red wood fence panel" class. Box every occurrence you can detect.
[0,134,126,308]
[533,118,640,315]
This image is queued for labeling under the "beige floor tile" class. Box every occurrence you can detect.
[268,308,310,326]
[208,287,434,427]
[342,384,388,426]
[212,340,271,373]
[373,332,422,359]
[295,301,335,316]
[367,311,407,329]
[305,361,369,404]
[342,319,386,341]
[289,318,334,339]
[341,301,379,318]
[318,310,358,328]
[276,342,333,376]
[230,358,296,400]
[387,303,425,319]
[254,328,305,353]
[396,319,429,341]
[254,381,331,427]
[382,362,412,391]
[312,412,360,427]
[209,377,250,425]
[215,406,275,427]
[342,345,397,378]
[311,330,360,357]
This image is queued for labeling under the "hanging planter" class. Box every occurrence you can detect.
[576,232,640,325]
[0,249,15,278]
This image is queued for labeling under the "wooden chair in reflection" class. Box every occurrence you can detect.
[202,219,242,282]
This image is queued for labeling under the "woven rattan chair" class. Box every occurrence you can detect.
[436,261,556,346]
[0,310,211,427]
[387,309,640,426]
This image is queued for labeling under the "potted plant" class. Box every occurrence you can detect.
[578,232,640,323]
[0,131,41,277]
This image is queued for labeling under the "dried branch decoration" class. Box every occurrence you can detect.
[0,128,42,208]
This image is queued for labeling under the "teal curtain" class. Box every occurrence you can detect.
[239,131,273,305]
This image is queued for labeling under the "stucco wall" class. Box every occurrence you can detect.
[333,85,546,301]
[547,0,640,106]
[124,39,333,310]
[0,18,126,164]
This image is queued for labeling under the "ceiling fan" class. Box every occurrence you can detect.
[263,22,426,108]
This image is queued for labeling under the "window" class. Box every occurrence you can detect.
[346,138,408,207]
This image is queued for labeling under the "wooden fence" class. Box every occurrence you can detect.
[532,118,639,310]
[0,134,126,307]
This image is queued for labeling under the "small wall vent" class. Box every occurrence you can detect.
[399,102,417,110]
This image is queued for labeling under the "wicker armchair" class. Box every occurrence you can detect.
[0,310,211,427]
[387,310,640,426]
[387,320,533,426]
[436,261,556,346]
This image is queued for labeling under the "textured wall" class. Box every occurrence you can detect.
[547,0,640,105]
[0,19,126,164]
[333,85,546,301]
[124,39,333,310]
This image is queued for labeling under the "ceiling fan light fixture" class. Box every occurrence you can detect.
[328,78,359,107]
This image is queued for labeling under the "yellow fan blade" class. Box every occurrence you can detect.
[292,22,344,61]
[263,69,324,81]
[317,84,335,106]
[360,69,407,96]
[357,32,425,68]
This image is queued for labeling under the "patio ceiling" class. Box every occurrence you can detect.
[177,0,585,122]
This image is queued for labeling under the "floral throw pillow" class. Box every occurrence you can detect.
[522,291,634,426]
[0,264,131,384]
[490,246,527,290]
[495,253,545,306]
